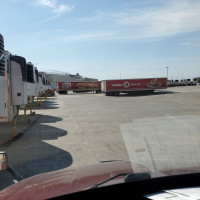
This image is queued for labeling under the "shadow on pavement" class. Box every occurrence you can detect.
[58,92,99,96]
[31,114,62,124]
[28,100,60,110]
[0,171,16,190]
[44,100,60,109]
[0,114,73,180]
[154,90,179,94]
[106,90,178,97]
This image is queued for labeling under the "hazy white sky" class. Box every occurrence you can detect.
[1,0,200,80]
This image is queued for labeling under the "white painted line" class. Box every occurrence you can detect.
[120,115,200,173]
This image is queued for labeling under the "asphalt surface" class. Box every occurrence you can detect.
[0,86,200,189]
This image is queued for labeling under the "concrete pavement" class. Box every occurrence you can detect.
[0,86,200,190]
[0,100,45,146]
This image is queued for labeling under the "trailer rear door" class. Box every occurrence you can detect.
[101,81,106,92]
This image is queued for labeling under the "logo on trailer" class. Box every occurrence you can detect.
[147,79,161,88]
[124,82,130,88]
[62,82,71,89]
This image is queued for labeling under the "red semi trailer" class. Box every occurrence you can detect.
[57,81,101,94]
[101,78,167,96]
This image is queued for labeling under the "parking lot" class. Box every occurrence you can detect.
[0,86,200,182]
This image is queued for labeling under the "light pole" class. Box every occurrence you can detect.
[166,67,169,80]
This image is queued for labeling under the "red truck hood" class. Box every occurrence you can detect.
[0,161,151,200]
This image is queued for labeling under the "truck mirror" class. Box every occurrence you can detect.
[0,151,8,170]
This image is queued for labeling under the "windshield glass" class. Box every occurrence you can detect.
[0,0,200,196]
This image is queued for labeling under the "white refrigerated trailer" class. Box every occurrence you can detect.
[0,34,28,122]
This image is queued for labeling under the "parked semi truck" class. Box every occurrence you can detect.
[101,78,167,96]
[57,81,101,94]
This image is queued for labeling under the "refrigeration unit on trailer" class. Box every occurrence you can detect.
[45,79,50,91]
[43,74,49,91]
[38,72,50,95]
[0,33,6,120]
[167,80,173,87]
[57,81,101,94]
[35,67,40,97]
[191,78,197,86]
[37,74,45,94]
[26,62,36,102]
[170,80,176,87]
[10,55,28,107]
[101,78,167,96]
[180,79,186,86]
[185,79,192,86]
[174,80,180,86]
